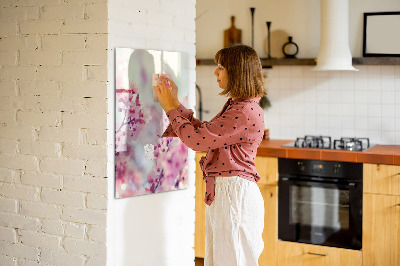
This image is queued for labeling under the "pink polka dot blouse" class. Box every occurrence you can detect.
[162,97,265,205]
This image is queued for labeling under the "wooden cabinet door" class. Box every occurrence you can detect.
[255,156,278,186]
[276,241,362,266]
[259,185,278,266]
[195,152,207,258]
[363,193,400,266]
[364,164,400,196]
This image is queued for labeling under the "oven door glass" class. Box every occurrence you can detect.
[278,178,362,250]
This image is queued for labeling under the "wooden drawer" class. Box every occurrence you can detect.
[277,241,362,266]
[364,164,400,196]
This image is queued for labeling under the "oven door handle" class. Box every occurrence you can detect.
[280,177,357,189]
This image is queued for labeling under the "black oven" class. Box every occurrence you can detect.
[278,158,363,250]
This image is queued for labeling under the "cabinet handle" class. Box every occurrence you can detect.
[307,252,328,257]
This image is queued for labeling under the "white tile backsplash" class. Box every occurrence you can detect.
[196,65,400,144]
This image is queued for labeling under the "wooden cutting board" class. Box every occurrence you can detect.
[224,16,242,48]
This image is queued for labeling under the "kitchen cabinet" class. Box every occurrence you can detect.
[363,193,400,266]
[363,163,400,266]
[194,154,279,265]
[276,241,362,266]
[363,163,400,196]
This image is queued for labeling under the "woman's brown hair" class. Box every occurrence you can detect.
[214,44,267,99]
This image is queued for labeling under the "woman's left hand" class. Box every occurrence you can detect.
[153,79,175,113]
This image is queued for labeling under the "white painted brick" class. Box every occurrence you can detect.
[0,7,39,22]
[85,34,107,51]
[0,226,17,243]
[0,66,36,81]
[38,127,79,143]
[20,21,61,35]
[62,113,106,129]
[40,158,84,176]
[19,51,62,66]
[0,196,17,213]
[0,81,16,96]
[0,36,41,52]
[85,3,108,20]
[19,230,61,251]
[0,51,17,65]
[19,141,58,157]
[41,219,64,236]
[64,175,107,195]
[40,249,85,266]
[37,96,100,113]
[63,237,106,257]
[41,4,84,20]
[18,80,61,97]
[0,241,39,261]
[37,66,84,82]
[63,144,106,161]
[2,0,62,6]
[62,19,107,34]
[86,193,107,210]
[0,138,18,154]
[0,126,34,141]
[0,183,39,201]
[0,110,16,125]
[87,225,105,243]
[76,0,107,3]
[61,81,107,98]
[0,168,15,183]
[83,98,107,113]
[85,65,107,81]
[64,222,85,239]
[0,255,16,266]
[84,160,106,177]
[61,207,106,226]
[86,256,105,266]
[63,50,107,66]
[42,34,85,51]
[16,111,61,127]
[0,212,41,231]
[81,128,107,145]
[0,154,39,172]
[41,188,85,208]
[21,171,62,189]
[20,200,61,219]
[18,259,41,266]
[6,96,40,112]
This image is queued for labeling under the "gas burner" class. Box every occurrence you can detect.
[283,136,372,151]
[333,137,370,151]
[295,135,332,149]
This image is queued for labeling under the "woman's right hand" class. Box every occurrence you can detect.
[160,74,180,108]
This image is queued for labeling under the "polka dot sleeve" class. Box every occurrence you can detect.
[161,103,202,138]
[166,106,249,152]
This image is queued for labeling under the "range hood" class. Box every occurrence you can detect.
[314,0,358,71]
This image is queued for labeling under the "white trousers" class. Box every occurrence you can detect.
[205,176,264,266]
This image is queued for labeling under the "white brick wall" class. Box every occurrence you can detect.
[0,1,107,265]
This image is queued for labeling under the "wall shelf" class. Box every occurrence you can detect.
[196,57,400,67]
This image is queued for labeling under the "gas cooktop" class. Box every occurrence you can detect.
[282,135,375,151]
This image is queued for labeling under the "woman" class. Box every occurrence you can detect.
[154,44,266,266]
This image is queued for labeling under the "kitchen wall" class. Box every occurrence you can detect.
[196,0,400,144]
[107,1,197,266]
[0,1,108,265]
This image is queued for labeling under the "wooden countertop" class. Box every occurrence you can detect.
[256,139,400,165]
